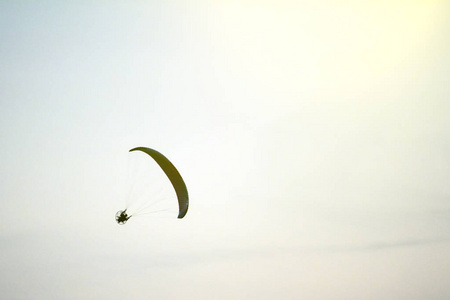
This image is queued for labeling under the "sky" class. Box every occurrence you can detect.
[1,1,450,299]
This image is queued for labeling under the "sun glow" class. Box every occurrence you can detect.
[207,1,445,117]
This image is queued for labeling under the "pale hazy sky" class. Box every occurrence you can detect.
[1,1,450,299]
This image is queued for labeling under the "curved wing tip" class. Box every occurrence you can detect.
[177,207,189,219]
[129,146,154,153]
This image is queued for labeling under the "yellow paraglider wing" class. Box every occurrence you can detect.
[129,147,189,218]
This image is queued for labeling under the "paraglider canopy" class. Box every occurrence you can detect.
[114,147,189,224]
[128,147,189,219]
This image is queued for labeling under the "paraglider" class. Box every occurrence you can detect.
[115,209,131,224]
[115,147,189,225]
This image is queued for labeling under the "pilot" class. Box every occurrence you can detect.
[116,209,131,224]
